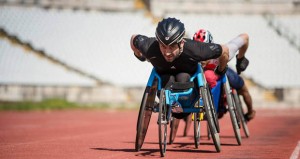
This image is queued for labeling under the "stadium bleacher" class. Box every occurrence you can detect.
[0,6,154,86]
[0,39,95,86]
[1,2,300,105]
[1,6,300,88]
[167,13,300,89]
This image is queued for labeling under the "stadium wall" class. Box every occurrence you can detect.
[0,84,133,105]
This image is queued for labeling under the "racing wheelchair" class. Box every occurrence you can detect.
[135,64,221,157]
[168,69,251,146]
[209,72,250,145]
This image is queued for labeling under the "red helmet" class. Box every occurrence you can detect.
[193,29,214,43]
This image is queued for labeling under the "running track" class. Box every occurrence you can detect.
[1,109,300,159]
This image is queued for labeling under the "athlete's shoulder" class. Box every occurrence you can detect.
[184,38,199,46]
[182,38,202,57]
[183,38,205,51]
[134,35,158,52]
[134,35,156,46]
[182,38,222,61]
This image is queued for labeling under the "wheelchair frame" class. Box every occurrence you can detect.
[135,64,221,157]
[211,74,244,145]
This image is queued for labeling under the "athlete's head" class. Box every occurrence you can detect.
[156,17,185,62]
[193,29,214,43]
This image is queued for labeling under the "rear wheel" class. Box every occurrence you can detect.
[201,86,221,152]
[206,84,220,133]
[233,91,250,137]
[158,89,168,157]
[135,82,157,151]
[225,87,242,145]
[193,112,201,148]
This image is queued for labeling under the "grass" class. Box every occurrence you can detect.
[0,98,139,111]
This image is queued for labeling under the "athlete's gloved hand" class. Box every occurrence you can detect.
[236,55,249,74]
[134,53,146,62]
[214,65,228,76]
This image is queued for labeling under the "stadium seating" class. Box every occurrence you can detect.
[1,6,300,89]
[166,13,300,88]
[0,6,154,86]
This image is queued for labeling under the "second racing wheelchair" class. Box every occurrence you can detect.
[209,71,250,145]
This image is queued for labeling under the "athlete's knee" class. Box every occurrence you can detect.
[204,70,218,88]
[176,73,191,82]
[161,74,175,87]
[238,84,246,94]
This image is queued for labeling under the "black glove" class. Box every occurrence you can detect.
[134,53,146,62]
[236,55,249,74]
[214,65,228,76]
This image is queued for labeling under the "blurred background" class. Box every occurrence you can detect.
[0,0,300,110]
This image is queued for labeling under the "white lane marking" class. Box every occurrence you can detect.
[291,141,300,159]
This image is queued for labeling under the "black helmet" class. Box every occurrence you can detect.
[155,17,185,46]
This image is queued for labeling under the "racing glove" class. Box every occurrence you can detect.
[134,53,146,62]
[214,65,228,76]
[236,55,249,74]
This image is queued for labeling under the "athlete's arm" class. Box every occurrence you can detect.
[236,33,249,59]
[186,40,229,72]
[130,35,145,61]
[226,33,249,60]
[225,33,250,73]
[217,44,229,73]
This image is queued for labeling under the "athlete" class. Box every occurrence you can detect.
[193,29,256,121]
[130,17,229,119]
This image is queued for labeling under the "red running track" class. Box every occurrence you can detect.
[1,109,300,159]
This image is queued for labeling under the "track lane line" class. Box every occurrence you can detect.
[290,141,300,159]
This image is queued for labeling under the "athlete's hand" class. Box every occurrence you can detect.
[214,65,228,76]
[134,53,146,62]
[236,55,249,74]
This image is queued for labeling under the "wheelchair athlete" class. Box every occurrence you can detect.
[130,17,229,119]
[193,29,256,121]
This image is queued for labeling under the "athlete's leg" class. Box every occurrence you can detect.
[175,73,191,82]
[172,73,192,119]
[204,69,219,88]
[156,74,175,99]
[226,68,255,121]
[183,114,192,136]
[161,74,175,88]
[226,67,244,90]
[238,85,256,121]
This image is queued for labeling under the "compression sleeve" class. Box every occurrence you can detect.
[226,36,245,61]
[184,39,223,61]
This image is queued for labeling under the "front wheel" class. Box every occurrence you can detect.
[158,89,168,157]
[135,87,155,151]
